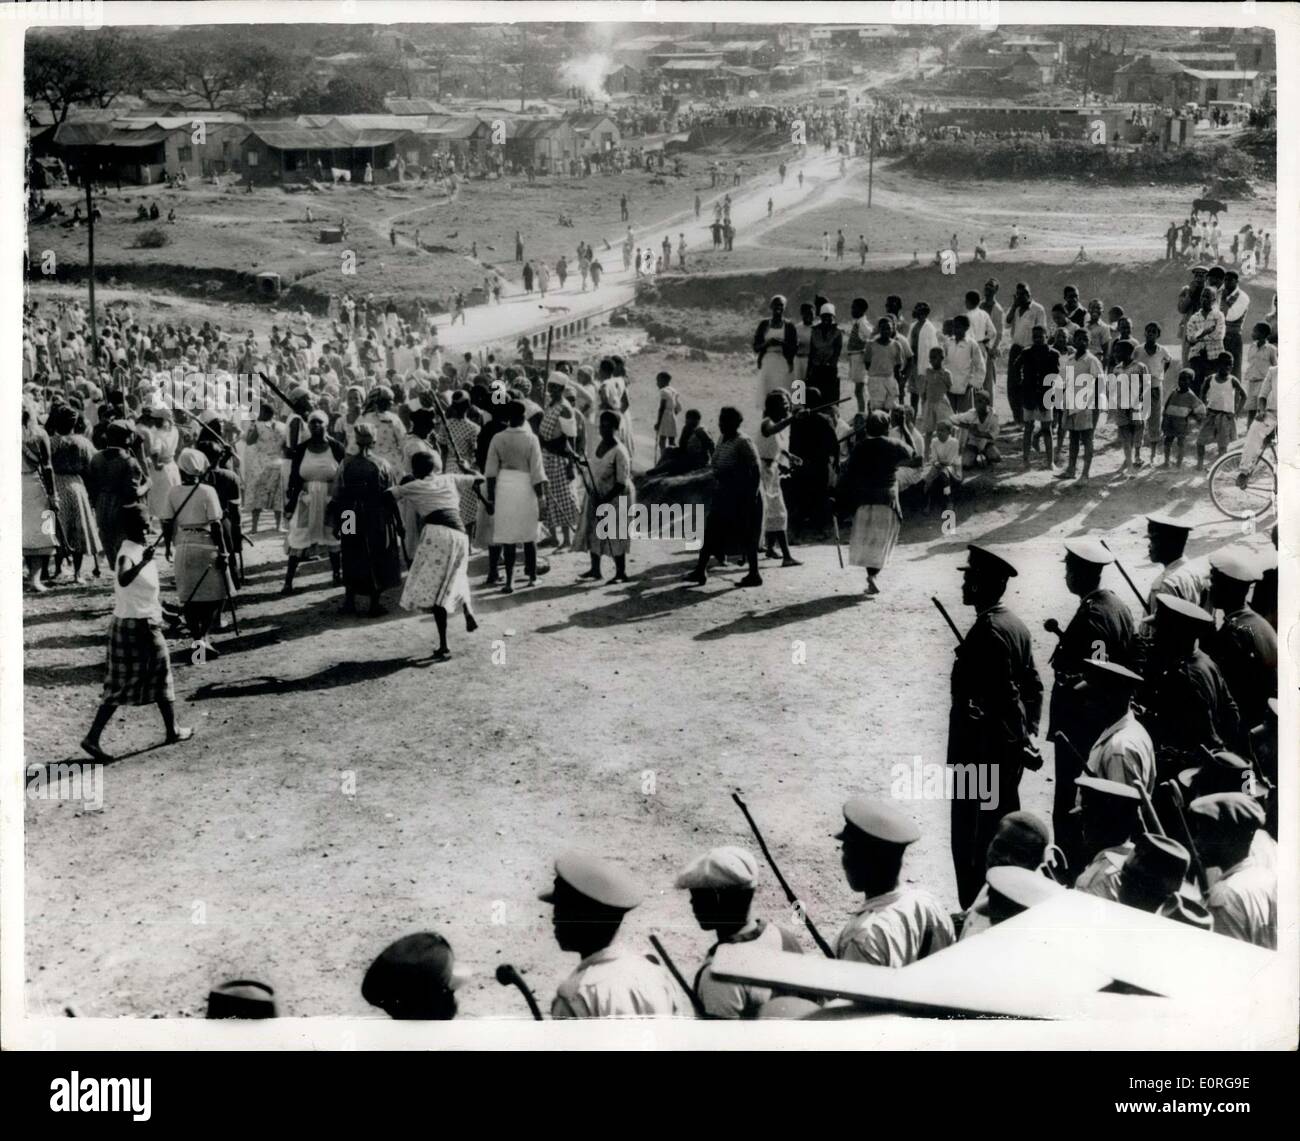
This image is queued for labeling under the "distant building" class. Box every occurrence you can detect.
[1006,50,1058,86]
[1000,35,1064,62]
[656,57,726,94]
[239,122,417,185]
[567,113,620,156]
[604,64,643,95]
[714,39,779,68]
[1111,53,1187,103]
[50,118,249,184]
[503,119,578,172]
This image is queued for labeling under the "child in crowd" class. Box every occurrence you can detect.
[922,420,962,513]
[654,371,682,461]
[1160,367,1206,468]
[1242,322,1277,430]
[952,388,1001,470]
[1108,339,1148,476]
[916,345,953,459]
[1135,322,1173,466]
[1196,352,1246,469]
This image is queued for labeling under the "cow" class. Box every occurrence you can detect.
[1192,197,1227,222]
[331,167,352,184]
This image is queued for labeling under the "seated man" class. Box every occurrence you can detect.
[951,388,1001,469]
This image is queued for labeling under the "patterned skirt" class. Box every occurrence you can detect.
[400,524,474,614]
[247,458,284,512]
[53,472,102,557]
[102,617,175,706]
[542,451,579,529]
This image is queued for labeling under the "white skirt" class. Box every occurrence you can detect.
[492,469,539,544]
[849,504,900,570]
[757,349,792,412]
[759,460,788,532]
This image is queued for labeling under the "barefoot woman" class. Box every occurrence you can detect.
[392,450,484,659]
[82,504,192,760]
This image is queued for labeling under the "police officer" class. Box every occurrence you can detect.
[1205,546,1277,733]
[1071,775,1143,900]
[1116,833,1212,931]
[947,544,1043,909]
[1143,513,1210,615]
[1143,593,1241,778]
[1078,659,1155,793]
[674,846,803,1019]
[361,932,469,1020]
[540,850,690,1018]
[834,797,954,967]
[1047,539,1136,865]
[958,810,1061,941]
[965,865,1064,934]
[1188,793,1276,948]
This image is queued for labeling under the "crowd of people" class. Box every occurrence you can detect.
[20,111,1282,1020]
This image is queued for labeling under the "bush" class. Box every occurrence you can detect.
[897,138,1259,186]
[134,227,169,249]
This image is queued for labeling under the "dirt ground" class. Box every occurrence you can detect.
[22,321,1274,1019]
[22,122,1280,1021]
[687,156,1278,273]
[29,151,785,316]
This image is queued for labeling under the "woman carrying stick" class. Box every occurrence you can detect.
[81,504,192,761]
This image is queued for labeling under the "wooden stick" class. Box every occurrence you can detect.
[731,791,835,959]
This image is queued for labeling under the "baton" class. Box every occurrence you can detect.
[731,791,835,959]
[494,963,543,1021]
[649,935,706,1019]
[931,595,964,644]
[428,390,492,515]
[1098,538,1151,614]
[1160,779,1211,896]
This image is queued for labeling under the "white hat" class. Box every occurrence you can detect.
[818,303,836,317]
[675,846,759,890]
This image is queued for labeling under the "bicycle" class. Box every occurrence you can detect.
[1207,434,1278,524]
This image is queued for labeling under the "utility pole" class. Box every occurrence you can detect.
[519,26,527,112]
[867,113,877,207]
[84,169,98,364]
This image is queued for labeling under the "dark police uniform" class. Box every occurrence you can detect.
[948,547,1043,909]
[1144,597,1242,779]
[1047,541,1136,859]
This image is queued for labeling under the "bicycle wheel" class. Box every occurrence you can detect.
[1208,450,1277,522]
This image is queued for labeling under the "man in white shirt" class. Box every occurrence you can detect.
[1005,282,1047,423]
[944,314,986,412]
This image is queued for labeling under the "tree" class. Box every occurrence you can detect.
[162,30,244,110]
[320,74,388,115]
[25,29,152,127]
[232,39,304,114]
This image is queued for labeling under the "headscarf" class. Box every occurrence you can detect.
[177,448,209,477]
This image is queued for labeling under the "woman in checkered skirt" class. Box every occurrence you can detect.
[81,504,192,762]
[539,377,580,551]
